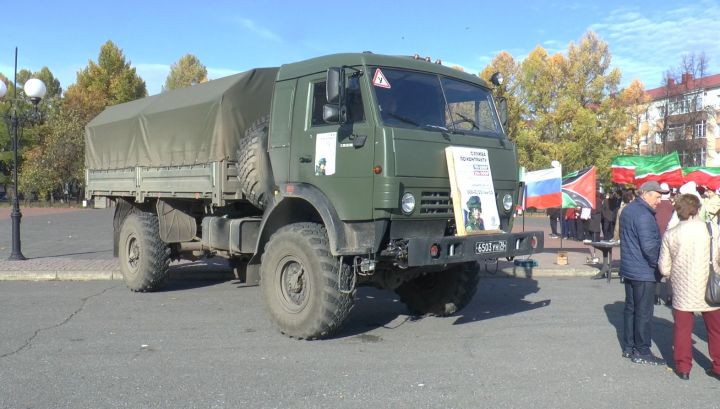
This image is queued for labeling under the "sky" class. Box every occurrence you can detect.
[1,0,719,96]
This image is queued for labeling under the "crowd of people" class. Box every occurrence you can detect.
[546,192,623,244]
[617,180,720,382]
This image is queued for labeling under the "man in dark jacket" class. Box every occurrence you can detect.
[619,181,669,366]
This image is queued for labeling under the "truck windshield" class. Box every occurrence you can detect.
[372,67,503,137]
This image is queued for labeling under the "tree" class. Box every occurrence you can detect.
[164,54,208,91]
[0,67,61,199]
[619,80,650,154]
[64,40,147,122]
[27,40,148,201]
[480,51,522,140]
[20,106,85,202]
[484,31,630,183]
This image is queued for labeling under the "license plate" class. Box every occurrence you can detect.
[475,240,507,254]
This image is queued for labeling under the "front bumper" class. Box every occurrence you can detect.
[405,231,544,267]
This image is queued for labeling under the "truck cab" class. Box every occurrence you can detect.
[261,53,539,273]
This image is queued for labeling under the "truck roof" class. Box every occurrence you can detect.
[277,52,490,88]
[86,68,278,170]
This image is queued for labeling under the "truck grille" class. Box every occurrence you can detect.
[420,191,453,214]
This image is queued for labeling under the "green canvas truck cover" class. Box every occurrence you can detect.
[85,67,279,170]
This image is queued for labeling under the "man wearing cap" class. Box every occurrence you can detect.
[619,180,669,366]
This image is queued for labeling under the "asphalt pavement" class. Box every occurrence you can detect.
[1,278,717,409]
[0,206,608,281]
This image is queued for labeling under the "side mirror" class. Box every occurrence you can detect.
[490,72,504,86]
[326,67,343,104]
[325,67,346,124]
[497,97,508,130]
[323,104,347,124]
[323,104,339,123]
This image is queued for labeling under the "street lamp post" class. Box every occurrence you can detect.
[0,47,46,260]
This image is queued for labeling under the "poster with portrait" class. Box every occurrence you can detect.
[445,146,500,236]
[314,132,337,176]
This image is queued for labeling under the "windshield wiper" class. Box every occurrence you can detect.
[423,124,450,132]
[452,112,480,131]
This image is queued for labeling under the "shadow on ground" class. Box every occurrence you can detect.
[603,301,713,371]
[338,277,550,338]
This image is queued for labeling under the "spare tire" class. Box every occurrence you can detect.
[237,116,272,210]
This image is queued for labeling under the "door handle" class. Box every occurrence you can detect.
[352,134,367,148]
[299,155,312,163]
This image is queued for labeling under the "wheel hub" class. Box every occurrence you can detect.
[127,236,140,271]
[279,259,308,310]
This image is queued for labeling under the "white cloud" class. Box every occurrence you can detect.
[442,60,483,75]
[591,1,720,87]
[236,18,282,42]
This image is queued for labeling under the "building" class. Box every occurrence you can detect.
[637,73,720,166]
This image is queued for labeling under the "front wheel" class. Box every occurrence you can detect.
[395,262,480,316]
[260,223,354,339]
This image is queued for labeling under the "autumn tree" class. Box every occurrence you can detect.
[484,31,630,183]
[164,54,208,91]
[480,51,522,140]
[618,80,650,154]
[25,40,148,200]
[64,40,147,123]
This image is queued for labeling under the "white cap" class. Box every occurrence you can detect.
[660,183,670,200]
[679,181,701,199]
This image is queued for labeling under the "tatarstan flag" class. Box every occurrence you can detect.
[562,166,596,209]
[611,155,649,184]
[611,152,684,188]
[683,167,720,190]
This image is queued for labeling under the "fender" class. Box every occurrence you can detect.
[256,183,347,256]
[245,182,380,284]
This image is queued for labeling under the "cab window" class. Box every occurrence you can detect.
[310,75,365,126]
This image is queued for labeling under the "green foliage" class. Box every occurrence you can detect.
[164,54,208,91]
[20,104,85,200]
[64,40,147,122]
[0,67,61,196]
[482,30,631,184]
[2,40,147,201]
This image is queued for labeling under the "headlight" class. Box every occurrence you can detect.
[502,194,513,211]
[401,193,416,215]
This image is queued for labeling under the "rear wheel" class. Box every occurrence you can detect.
[118,212,171,292]
[260,223,355,339]
[395,262,479,316]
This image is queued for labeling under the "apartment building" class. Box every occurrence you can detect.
[637,72,720,166]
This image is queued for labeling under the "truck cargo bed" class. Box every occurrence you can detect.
[86,160,242,206]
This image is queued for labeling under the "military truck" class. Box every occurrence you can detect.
[85,53,543,339]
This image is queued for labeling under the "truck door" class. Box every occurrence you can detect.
[290,71,375,221]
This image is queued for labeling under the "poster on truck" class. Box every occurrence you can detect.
[445,146,500,236]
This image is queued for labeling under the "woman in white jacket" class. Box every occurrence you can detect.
[659,193,720,381]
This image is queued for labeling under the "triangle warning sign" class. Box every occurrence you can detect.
[372,68,391,88]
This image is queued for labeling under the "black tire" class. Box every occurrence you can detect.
[395,262,480,316]
[236,116,271,210]
[118,212,171,292]
[260,223,355,339]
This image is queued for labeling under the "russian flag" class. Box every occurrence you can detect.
[523,167,562,209]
